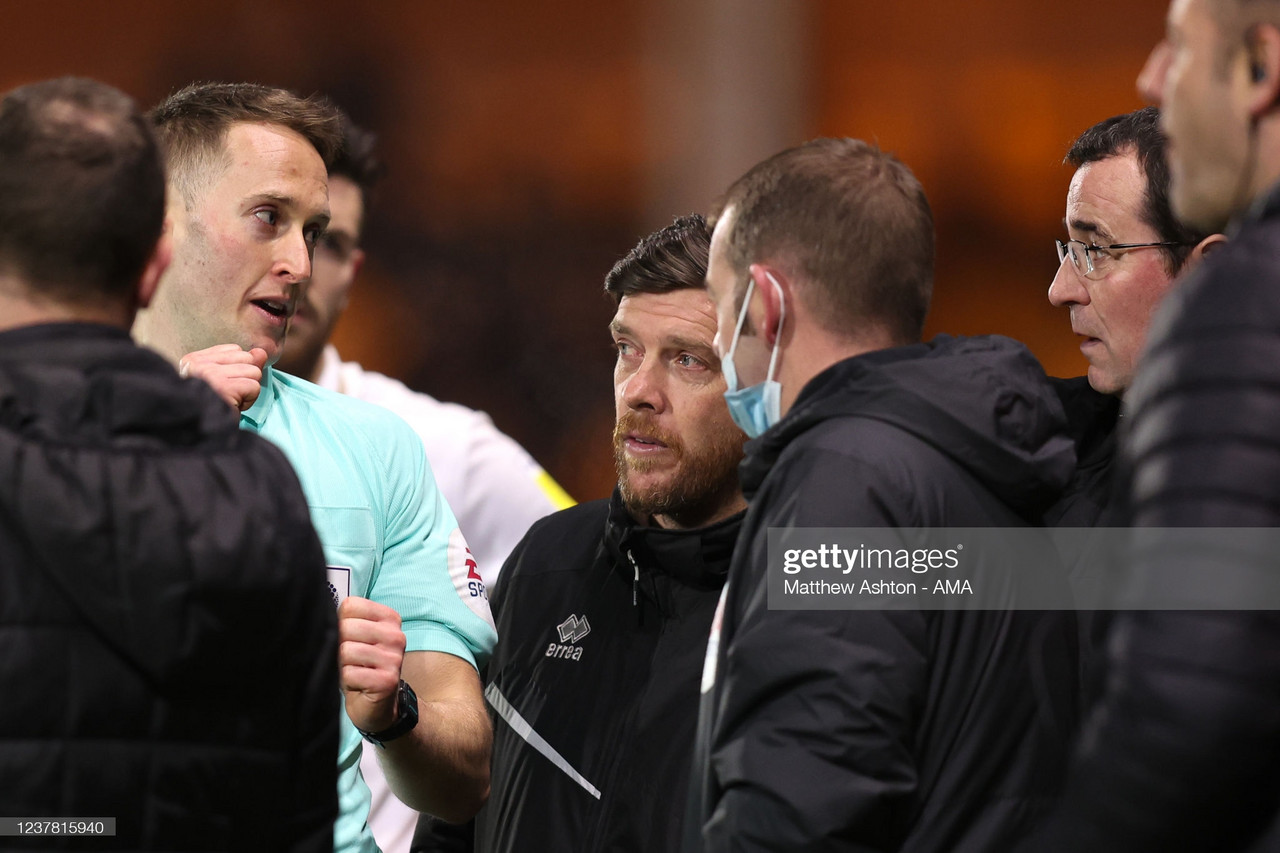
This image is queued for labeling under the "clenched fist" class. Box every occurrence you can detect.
[338,596,408,734]
[179,344,268,412]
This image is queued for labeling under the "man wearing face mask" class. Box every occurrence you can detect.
[687,138,1079,852]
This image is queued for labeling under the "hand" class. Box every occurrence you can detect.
[338,596,408,733]
[179,344,268,412]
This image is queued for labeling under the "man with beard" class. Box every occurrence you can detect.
[415,215,747,853]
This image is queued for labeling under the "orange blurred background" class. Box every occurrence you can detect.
[0,0,1170,501]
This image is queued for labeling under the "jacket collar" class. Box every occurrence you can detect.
[0,322,140,367]
[601,488,742,592]
[1236,179,1280,233]
[239,366,279,430]
[0,322,235,444]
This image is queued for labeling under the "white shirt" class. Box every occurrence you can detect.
[315,345,572,853]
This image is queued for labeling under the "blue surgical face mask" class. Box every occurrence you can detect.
[722,272,785,438]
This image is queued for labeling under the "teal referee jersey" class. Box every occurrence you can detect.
[241,368,496,853]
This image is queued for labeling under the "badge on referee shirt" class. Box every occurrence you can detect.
[326,566,351,608]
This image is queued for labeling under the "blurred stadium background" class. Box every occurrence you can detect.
[0,0,1170,500]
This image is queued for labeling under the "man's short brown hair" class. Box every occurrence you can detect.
[149,82,342,205]
[603,214,710,306]
[0,77,165,304]
[711,137,934,344]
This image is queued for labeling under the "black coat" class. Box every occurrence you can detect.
[441,491,742,853]
[0,324,338,851]
[690,335,1080,853]
[1045,376,1122,530]
[1030,186,1280,853]
[1045,375,1122,711]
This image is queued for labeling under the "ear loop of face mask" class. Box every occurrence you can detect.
[721,271,786,438]
[725,272,786,386]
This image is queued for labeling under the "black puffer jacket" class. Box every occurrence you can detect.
[427,490,742,853]
[690,335,1079,853]
[0,324,338,851]
[1030,187,1280,853]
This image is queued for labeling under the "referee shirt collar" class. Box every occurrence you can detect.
[239,366,278,429]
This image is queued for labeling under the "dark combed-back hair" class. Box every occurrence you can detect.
[0,76,165,303]
[1066,106,1211,273]
[604,214,710,304]
[149,82,342,204]
[331,114,385,202]
[710,138,934,344]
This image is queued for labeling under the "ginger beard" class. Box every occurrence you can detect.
[612,409,744,523]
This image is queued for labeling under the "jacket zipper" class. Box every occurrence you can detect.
[583,549,670,852]
[629,550,640,607]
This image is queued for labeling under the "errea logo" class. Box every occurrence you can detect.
[546,614,591,661]
[558,614,591,642]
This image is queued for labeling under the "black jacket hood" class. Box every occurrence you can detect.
[742,334,1075,516]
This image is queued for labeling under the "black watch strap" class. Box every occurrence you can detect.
[358,679,419,748]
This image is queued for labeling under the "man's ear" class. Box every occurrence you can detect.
[1245,23,1280,119]
[136,230,173,310]
[749,263,789,346]
[1184,233,1228,273]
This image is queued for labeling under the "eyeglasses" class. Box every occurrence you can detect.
[1055,238,1185,277]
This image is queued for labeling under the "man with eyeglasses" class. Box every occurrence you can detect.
[1023,0,1280,846]
[1050,107,1222,401]
[1045,107,1223,709]
[1046,107,1224,528]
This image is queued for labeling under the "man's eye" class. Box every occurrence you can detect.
[305,228,323,249]
[676,353,704,369]
[254,209,278,227]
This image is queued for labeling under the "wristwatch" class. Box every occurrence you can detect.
[358,679,419,748]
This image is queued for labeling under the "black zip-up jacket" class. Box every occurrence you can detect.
[446,490,742,853]
[689,335,1079,853]
[0,323,338,851]
[1028,185,1280,853]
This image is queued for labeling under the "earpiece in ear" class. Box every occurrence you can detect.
[1254,63,1267,83]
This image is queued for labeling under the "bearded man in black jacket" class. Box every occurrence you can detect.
[0,78,338,850]
[687,138,1080,852]
[415,214,748,853]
